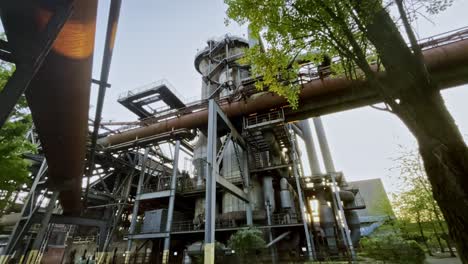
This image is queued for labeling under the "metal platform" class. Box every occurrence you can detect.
[118,80,186,119]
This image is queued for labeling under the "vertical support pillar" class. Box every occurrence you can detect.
[265,201,277,264]
[312,117,355,260]
[299,120,322,175]
[162,140,181,264]
[26,192,59,264]
[243,150,253,226]
[125,147,149,263]
[290,126,316,260]
[204,99,217,264]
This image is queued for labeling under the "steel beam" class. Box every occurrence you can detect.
[216,175,248,202]
[208,100,246,149]
[204,99,217,264]
[25,192,59,264]
[126,147,149,258]
[0,2,74,128]
[3,159,48,256]
[162,140,180,264]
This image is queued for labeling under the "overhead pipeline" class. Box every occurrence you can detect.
[98,39,468,148]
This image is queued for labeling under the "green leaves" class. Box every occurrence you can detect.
[0,55,34,207]
[227,228,266,259]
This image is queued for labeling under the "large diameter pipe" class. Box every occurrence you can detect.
[299,120,322,175]
[25,0,98,215]
[98,39,468,147]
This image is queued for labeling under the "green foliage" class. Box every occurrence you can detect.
[224,0,454,109]
[0,59,34,210]
[224,0,378,107]
[227,228,266,259]
[360,235,426,264]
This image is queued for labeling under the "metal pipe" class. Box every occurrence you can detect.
[22,0,99,215]
[162,140,181,264]
[299,120,322,175]
[86,0,122,204]
[313,117,335,173]
[98,38,468,148]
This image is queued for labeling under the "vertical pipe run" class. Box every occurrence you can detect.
[313,117,356,260]
[290,126,315,260]
[204,99,217,264]
[243,149,253,226]
[162,140,181,264]
[313,117,335,173]
[86,0,122,204]
[126,148,149,262]
[299,120,322,176]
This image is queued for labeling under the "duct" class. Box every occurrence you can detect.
[263,176,276,213]
[345,211,361,246]
[97,38,468,148]
[18,0,98,215]
[299,120,322,175]
[339,190,355,204]
[280,178,292,209]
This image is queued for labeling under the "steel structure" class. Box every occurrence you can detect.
[0,0,468,263]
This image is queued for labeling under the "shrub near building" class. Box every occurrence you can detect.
[360,234,426,263]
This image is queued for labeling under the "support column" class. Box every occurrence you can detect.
[204,99,217,264]
[125,147,149,263]
[26,192,59,264]
[290,126,315,260]
[162,140,181,264]
[243,149,253,226]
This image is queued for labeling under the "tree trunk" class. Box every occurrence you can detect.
[417,213,433,256]
[430,220,445,253]
[430,200,456,257]
[352,4,468,262]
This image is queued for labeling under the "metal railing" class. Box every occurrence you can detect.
[271,213,302,225]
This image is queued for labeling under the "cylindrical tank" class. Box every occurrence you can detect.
[263,176,276,213]
[280,178,292,209]
[317,193,337,252]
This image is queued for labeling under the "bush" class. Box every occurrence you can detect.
[227,228,266,263]
[360,234,426,263]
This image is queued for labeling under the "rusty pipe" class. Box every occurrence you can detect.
[24,0,98,215]
[99,38,468,148]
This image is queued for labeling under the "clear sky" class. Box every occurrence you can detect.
[90,1,468,194]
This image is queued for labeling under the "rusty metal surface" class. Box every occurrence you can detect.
[4,0,98,214]
[99,38,468,148]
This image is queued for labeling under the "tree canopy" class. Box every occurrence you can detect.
[0,60,35,210]
[224,0,468,261]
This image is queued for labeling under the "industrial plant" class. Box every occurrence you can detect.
[0,1,466,263]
